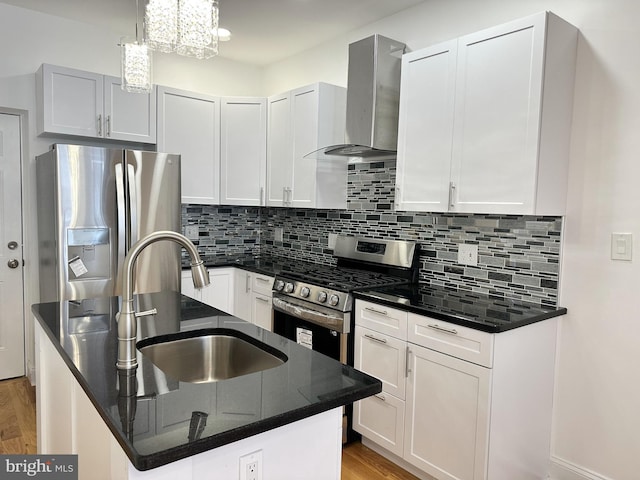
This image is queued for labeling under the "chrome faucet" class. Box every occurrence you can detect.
[116,230,210,370]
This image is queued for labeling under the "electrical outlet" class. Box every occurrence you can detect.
[458,244,478,266]
[185,225,199,240]
[328,233,338,249]
[274,227,283,242]
[239,450,262,480]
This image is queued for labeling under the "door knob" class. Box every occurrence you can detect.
[7,241,18,250]
[7,259,19,269]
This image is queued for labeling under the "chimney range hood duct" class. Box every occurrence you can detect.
[305,34,406,162]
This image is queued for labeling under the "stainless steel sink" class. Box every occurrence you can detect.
[137,329,287,383]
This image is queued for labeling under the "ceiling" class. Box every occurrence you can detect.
[0,0,426,65]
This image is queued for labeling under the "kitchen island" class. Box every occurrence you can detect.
[32,292,381,479]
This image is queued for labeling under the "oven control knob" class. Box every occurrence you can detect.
[300,287,310,298]
[329,294,340,306]
[284,282,295,293]
[274,280,285,291]
[317,291,328,303]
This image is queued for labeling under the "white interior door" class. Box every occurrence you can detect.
[0,113,25,379]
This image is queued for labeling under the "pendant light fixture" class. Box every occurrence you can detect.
[121,0,153,93]
[146,0,220,59]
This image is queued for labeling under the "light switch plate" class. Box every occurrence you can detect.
[611,233,632,261]
[458,244,478,266]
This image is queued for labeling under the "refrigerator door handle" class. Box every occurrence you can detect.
[115,163,127,270]
[127,163,138,246]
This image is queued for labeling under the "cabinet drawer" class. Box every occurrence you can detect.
[354,393,405,458]
[252,273,274,296]
[408,313,494,367]
[355,300,408,340]
[355,326,407,400]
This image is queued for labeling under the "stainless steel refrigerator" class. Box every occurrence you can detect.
[36,144,182,302]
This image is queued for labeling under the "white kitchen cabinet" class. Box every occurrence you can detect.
[36,64,156,143]
[233,269,274,331]
[395,40,458,213]
[404,341,490,480]
[220,97,267,206]
[355,300,559,480]
[353,302,409,457]
[157,86,220,205]
[181,267,233,314]
[395,11,578,215]
[266,82,348,209]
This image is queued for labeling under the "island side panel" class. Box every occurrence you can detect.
[35,320,130,479]
[127,408,343,480]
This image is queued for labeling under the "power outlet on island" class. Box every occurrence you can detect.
[458,244,478,266]
[239,450,263,480]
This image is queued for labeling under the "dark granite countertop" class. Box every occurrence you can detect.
[353,284,567,333]
[32,292,381,471]
[183,253,329,278]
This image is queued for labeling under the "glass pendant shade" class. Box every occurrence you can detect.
[121,40,153,94]
[145,0,178,53]
[176,0,219,59]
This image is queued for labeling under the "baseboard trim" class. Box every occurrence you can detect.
[549,456,614,480]
[27,365,36,386]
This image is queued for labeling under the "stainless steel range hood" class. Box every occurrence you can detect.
[306,34,406,162]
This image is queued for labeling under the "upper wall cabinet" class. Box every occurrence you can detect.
[266,82,347,209]
[157,86,221,205]
[36,64,157,143]
[220,97,267,206]
[395,12,578,215]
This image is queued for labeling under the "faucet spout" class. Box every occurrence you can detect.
[116,230,210,370]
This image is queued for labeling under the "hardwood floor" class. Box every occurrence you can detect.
[0,377,36,454]
[342,441,420,480]
[0,377,418,479]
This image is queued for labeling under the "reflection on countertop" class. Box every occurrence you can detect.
[32,292,380,470]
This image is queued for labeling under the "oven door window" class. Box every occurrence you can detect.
[274,310,341,361]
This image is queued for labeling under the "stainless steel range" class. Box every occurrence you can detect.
[272,235,419,364]
[272,235,418,443]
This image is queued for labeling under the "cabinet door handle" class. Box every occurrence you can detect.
[364,333,387,344]
[260,187,264,206]
[106,115,111,137]
[365,306,388,316]
[374,393,386,402]
[449,182,456,208]
[246,273,251,293]
[256,296,269,303]
[97,114,102,136]
[427,324,458,335]
[256,277,270,283]
[406,346,411,377]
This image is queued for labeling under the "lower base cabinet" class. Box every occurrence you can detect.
[404,343,490,480]
[182,267,274,331]
[181,267,233,313]
[354,300,558,480]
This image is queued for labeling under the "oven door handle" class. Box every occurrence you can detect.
[272,297,347,333]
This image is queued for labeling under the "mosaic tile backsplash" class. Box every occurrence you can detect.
[183,161,562,306]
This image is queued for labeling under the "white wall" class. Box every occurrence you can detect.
[263,1,640,479]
